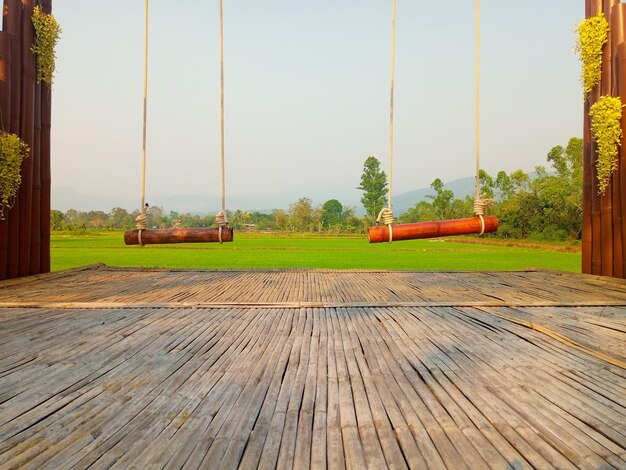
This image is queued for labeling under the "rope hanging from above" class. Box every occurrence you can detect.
[368,0,499,244]
[473,196,494,236]
[136,0,150,247]
[472,0,493,235]
[129,0,231,247]
[219,0,227,225]
[377,0,396,243]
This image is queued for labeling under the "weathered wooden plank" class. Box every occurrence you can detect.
[0,269,624,469]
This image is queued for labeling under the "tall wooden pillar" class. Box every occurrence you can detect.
[583,0,626,278]
[0,0,53,280]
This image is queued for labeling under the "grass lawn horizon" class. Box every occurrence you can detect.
[51,231,581,272]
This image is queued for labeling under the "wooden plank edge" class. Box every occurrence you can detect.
[0,300,625,310]
[0,263,107,288]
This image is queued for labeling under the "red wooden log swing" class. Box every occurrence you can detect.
[124,226,233,246]
[125,0,231,246]
[368,215,498,243]
[368,0,498,244]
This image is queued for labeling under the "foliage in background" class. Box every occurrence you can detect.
[589,95,623,194]
[398,137,584,242]
[0,133,29,220]
[31,6,61,85]
[51,138,584,243]
[358,156,388,219]
[321,199,343,229]
[574,12,609,98]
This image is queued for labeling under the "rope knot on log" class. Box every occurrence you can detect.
[135,212,149,247]
[473,196,493,216]
[473,196,494,236]
[215,211,228,227]
[377,207,395,243]
[135,213,148,230]
[215,211,229,244]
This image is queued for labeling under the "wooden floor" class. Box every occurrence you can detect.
[0,265,624,469]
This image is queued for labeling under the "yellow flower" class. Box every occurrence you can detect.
[590,95,623,194]
[574,13,609,98]
[31,6,61,85]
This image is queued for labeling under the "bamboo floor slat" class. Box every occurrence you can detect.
[0,266,624,468]
[1,265,626,306]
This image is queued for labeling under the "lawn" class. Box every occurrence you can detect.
[51,231,582,272]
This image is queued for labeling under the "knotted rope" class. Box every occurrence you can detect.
[135,0,149,248]
[377,207,395,243]
[473,195,493,236]
[215,210,228,244]
[219,0,227,229]
[135,210,148,246]
[473,0,494,237]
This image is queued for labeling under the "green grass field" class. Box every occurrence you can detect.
[50,231,582,272]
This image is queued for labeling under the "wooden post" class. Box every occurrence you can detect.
[584,0,607,276]
[599,0,619,277]
[6,0,21,279]
[124,227,235,245]
[39,0,51,274]
[611,4,626,278]
[619,41,626,277]
[368,216,498,244]
[0,11,10,280]
[17,0,34,277]
[0,0,51,279]
[29,65,41,274]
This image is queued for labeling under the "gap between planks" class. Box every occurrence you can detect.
[0,300,625,310]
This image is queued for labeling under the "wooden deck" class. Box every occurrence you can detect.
[0,265,624,469]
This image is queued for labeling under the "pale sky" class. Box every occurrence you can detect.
[50,1,584,211]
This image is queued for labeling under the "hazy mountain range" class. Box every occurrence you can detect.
[52,176,480,215]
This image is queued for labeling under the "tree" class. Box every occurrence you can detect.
[50,210,64,231]
[109,207,134,229]
[358,156,387,218]
[289,197,315,230]
[426,178,454,220]
[147,205,168,229]
[399,201,435,223]
[321,199,343,229]
[273,209,289,231]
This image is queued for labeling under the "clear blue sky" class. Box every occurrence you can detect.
[51,1,584,211]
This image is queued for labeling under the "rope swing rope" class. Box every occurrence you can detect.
[135,0,150,246]
[473,0,493,235]
[129,0,231,246]
[376,0,396,243]
[216,0,228,234]
[369,0,498,244]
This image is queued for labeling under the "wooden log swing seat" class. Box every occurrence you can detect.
[124,226,234,246]
[368,215,498,243]
[128,0,231,247]
[368,0,499,244]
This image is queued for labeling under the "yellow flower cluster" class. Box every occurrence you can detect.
[574,12,609,98]
[589,95,624,195]
[0,133,29,219]
[30,6,61,85]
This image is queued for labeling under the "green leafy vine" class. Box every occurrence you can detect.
[31,6,61,85]
[0,133,29,220]
[589,95,623,194]
[574,12,609,98]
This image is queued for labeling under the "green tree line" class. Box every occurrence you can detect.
[396,137,582,241]
[52,137,582,242]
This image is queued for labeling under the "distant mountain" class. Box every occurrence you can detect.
[52,184,362,214]
[392,176,477,215]
[53,173,534,215]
